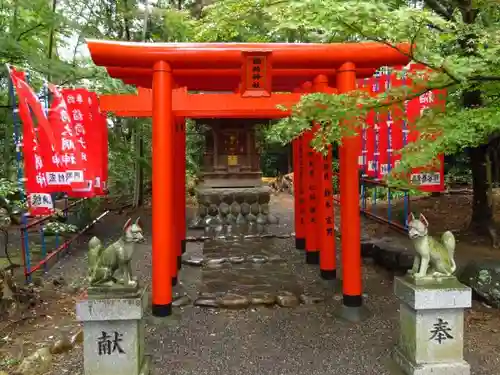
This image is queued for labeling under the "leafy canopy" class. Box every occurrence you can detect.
[193,0,500,186]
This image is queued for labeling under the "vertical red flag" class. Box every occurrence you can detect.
[357,65,445,192]
[8,66,55,215]
[100,110,109,194]
[88,92,108,195]
[405,64,445,192]
[364,77,378,178]
[388,73,404,171]
[374,74,389,179]
[45,84,84,190]
[61,88,95,197]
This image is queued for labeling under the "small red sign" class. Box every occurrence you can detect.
[241,51,272,97]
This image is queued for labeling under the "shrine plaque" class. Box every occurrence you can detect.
[240,51,272,97]
[228,155,238,166]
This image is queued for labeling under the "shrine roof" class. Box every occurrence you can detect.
[87,40,410,92]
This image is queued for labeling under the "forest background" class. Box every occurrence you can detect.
[1,0,499,243]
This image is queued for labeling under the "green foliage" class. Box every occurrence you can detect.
[261,0,500,191]
[194,0,280,42]
[185,119,205,192]
[0,178,21,200]
[443,152,472,186]
[3,0,497,217]
[445,166,472,186]
[153,7,197,41]
[0,0,206,205]
[42,221,78,235]
[254,124,290,177]
[0,178,27,216]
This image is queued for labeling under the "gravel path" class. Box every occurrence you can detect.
[2,195,498,375]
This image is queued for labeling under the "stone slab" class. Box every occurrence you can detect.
[82,319,146,375]
[371,239,415,271]
[76,287,147,321]
[87,284,141,299]
[457,260,500,308]
[397,303,465,364]
[196,186,271,196]
[198,178,264,188]
[394,276,471,310]
[139,355,151,375]
[393,347,470,375]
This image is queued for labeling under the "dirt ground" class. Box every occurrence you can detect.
[0,210,128,374]
[0,194,499,374]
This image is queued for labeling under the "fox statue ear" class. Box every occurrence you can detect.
[123,218,133,231]
[407,212,416,223]
[134,217,142,227]
[419,213,429,227]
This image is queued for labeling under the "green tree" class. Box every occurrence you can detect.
[196,0,500,244]
[0,0,201,202]
[260,0,500,245]
[0,0,86,180]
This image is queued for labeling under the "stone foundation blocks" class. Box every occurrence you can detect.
[190,186,279,228]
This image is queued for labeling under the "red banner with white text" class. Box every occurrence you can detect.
[9,67,55,215]
[46,84,85,189]
[8,66,108,215]
[89,92,108,195]
[61,88,108,197]
[357,65,445,192]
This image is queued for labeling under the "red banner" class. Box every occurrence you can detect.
[357,65,445,192]
[46,84,84,190]
[89,92,108,195]
[9,67,55,215]
[405,87,445,192]
[8,66,108,215]
[61,88,92,196]
[61,88,108,197]
[101,111,108,194]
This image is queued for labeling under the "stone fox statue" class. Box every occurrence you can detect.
[407,213,457,279]
[88,218,144,287]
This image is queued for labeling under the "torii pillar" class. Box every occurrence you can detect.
[337,62,364,321]
[151,61,174,316]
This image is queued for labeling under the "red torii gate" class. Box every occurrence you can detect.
[86,40,409,317]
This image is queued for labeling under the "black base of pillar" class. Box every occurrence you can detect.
[171,276,178,286]
[152,303,172,317]
[342,294,363,307]
[320,269,337,280]
[295,237,306,250]
[305,251,320,265]
[181,239,186,254]
[177,255,182,270]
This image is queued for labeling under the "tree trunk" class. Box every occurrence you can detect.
[468,144,498,247]
[469,145,492,227]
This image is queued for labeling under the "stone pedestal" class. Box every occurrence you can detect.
[393,276,471,375]
[76,287,150,375]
